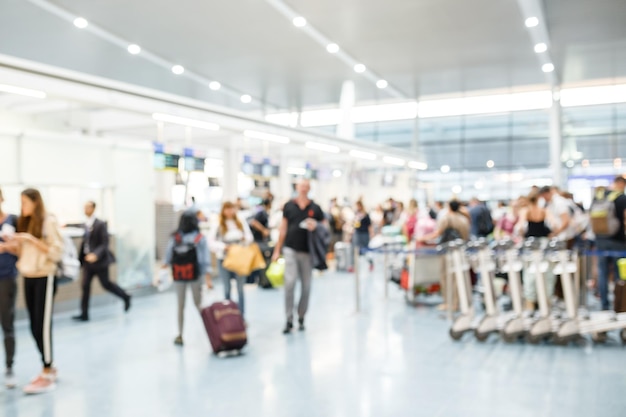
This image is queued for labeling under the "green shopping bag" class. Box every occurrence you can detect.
[266,259,285,287]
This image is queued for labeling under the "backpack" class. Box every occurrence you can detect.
[476,206,494,236]
[171,233,203,281]
[56,233,81,285]
[590,191,622,238]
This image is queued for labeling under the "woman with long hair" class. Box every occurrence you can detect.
[13,189,63,394]
[518,191,553,311]
[209,201,253,317]
[164,210,211,346]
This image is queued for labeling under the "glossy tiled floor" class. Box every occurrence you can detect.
[3,260,626,417]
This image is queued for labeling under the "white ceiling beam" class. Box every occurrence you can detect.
[516,0,559,86]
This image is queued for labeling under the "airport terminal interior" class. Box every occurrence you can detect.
[1,0,626,415]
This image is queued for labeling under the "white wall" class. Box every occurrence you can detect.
[0,132,155,288]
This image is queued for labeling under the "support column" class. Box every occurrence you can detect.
[222,139,239,201]
[549,91,563,188]
[279,148,292,202]
[336,81,355,140]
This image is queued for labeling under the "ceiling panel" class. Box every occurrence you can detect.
[1,0,625,118]
[546,0,626,83]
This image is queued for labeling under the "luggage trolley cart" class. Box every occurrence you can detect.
[523,238,561,343]
[447,240,475,340]
[471,239,525,342]
[554,245,626,345]
[405,246,443,305]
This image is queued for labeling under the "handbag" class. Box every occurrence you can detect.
[266,259,285,287]
[222,243,266,277]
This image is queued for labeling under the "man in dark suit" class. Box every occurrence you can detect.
[72,201,131,322]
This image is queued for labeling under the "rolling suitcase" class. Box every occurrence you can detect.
[201,300,247,354]
[615,280,626,313]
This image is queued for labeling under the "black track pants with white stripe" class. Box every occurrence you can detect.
[24,276,56,368]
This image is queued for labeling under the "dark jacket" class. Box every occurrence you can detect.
[79,218,115,269]
[308,224,330,271]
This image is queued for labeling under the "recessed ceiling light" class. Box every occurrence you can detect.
[452,185,462,194]
[244,130,290,144]
[534,43,548,53]
[73,17,88,29]
[349,150,377,160]
[0,84,47,99]
[293,17,307,27]
[332,170,342,178]
[305,141,340,153]
[525,17,539,28]
[171,65,185,75]
[542,63,555,73]
[209,81,221,91]
[376,80,388,89]
[408,161,428,170]
[440,165,450,173]
[582,159,590,168]
[383,156,406,167]
[241,95,252,103]
[152,113,220,131]
[614,158,622,168]
[486,160,495,168]
[326,43,340,53]
[354,64,366,73]
[127,44,141,55]
[565,160,575,168]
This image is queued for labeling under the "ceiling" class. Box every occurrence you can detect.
[1,0,625,114]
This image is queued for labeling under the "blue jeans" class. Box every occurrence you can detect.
[219,260,245,316]
[596,239,626,310]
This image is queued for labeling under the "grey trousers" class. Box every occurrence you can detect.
[175,280,202,337]
[0,279,16,369]
[283,247,313,322]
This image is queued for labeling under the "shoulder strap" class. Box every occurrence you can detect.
[174,233,182,244]
[193,233,203,245]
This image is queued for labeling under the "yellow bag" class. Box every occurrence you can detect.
[223,243,266,277]
[266,259,285,287]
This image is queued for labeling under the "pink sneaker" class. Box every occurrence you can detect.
[23,373,56,394]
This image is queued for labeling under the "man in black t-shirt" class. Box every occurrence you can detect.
[273,179,325,333]
[597,176,626,310]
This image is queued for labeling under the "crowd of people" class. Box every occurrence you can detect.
[0,175,624,395]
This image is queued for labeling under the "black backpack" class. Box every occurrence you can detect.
[171,233,203,281]
[476,206,494,236]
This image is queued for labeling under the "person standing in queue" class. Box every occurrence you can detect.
[13,189,63,394]
[73,201,130,322]
[0,188,18,389]
[272,179,325,334]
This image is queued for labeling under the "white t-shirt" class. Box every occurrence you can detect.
[546,194,573,240]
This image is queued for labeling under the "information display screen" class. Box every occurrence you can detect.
[183,157,205,172]
[154,153,180,171]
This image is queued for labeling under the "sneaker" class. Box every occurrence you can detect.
[174,336,184,346]
[72,314,89,322]
[5,369,16,389]
[23,374,56,395]
[298,318,305,331]
[282,321,293,334]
